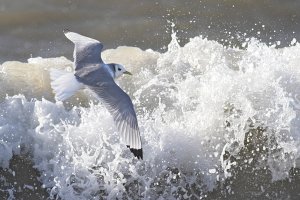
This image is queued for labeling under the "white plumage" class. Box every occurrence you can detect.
[50,69,83,101]
[49,30,143,159]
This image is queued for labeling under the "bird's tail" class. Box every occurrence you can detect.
[50,69,83,101]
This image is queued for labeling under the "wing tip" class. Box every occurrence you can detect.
[127,146,143,160]
[63,28,70,34]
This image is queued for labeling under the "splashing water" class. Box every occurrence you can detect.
[1,34,300,199]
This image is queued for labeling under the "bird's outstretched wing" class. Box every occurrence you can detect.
[88,82,143,159]
[63,29,104,70]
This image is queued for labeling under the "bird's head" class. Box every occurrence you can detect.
[110,63,132,78]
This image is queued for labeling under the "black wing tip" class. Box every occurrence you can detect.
[127,146,143,160]
[63,28,70,34]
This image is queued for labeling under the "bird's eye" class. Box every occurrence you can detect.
[118,68,121,71]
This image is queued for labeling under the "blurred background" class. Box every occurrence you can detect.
[0,0,300,63]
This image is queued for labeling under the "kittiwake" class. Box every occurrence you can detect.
[50,29,143,159]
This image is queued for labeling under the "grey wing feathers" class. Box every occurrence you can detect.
[89,83,142,150]
[63,30,104,70]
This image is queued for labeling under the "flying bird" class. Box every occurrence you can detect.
[50,30,143,159]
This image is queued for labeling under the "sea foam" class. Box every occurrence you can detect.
[0,35,300,199]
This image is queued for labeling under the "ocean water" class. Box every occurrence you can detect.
[1,32,300,199]
[1,0,300,63]
[1,0,300,199]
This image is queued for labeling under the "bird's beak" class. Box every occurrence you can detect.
[124,71,132,75]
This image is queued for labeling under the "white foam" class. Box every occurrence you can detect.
[0,35,300,199]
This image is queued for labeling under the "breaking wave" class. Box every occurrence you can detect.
[1,33,300,199]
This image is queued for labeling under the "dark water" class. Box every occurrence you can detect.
[0,0,300,63]
[1,1,300,199]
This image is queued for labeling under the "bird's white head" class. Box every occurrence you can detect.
[110,64,132,78]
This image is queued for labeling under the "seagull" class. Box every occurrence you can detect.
[50,30,143,159]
